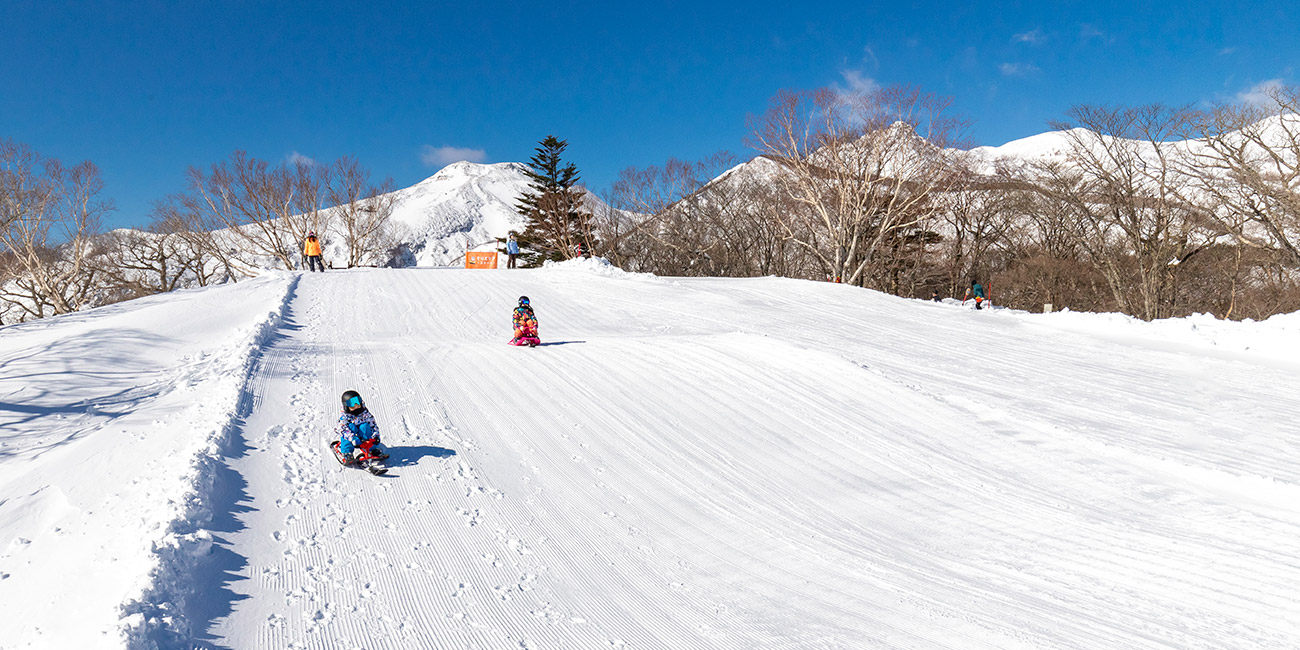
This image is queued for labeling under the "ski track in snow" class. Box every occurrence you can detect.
[171,267,1300,649]
[6,266,1294,649]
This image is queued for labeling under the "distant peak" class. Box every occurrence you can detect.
[422,160,530,183]
[434,160,488,175]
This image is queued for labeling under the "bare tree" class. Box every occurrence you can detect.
[96,228,195,300]
[96,199,242,299]
[988,165,1110,311]
[289,158,334,252]
[328,156,397,268]
[590,189,637,269]
[0,140,112,320]
[604,152,813,278]
[608,154,733,275]
[1189,84,1300,267]
[931,160,1019,296]
[746,85,968,288]
[182,151,300,270]
[1030,105,1214,319]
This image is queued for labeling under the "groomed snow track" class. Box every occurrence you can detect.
[20,264,1297,650]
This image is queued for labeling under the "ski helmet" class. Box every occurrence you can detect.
[341,390,364,411]
[518,296,530,306]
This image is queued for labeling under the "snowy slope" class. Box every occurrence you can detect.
[2,262,1299,649]
[0,273,297,648]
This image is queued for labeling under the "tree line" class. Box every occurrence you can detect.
[6,83,1300,324]
[0,147,400,323]
[579,84,1300,321]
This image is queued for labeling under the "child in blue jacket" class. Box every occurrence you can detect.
[506,233,520,269]
[337,390,387,461]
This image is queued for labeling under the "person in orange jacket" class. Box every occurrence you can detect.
[303,231,324,272]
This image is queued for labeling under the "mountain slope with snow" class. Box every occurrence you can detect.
[378,161,613,267]
[385,162,536,266]
[2,263,1299,649]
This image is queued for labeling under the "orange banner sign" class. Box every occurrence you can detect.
[465,251,499,269]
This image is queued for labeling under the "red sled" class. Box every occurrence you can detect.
[330,439,388,475]
[509,336,540,347]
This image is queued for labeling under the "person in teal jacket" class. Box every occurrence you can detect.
[965,280,987,310]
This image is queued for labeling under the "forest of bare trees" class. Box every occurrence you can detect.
[0,146,397,324]
[4,83,1300,324]
[593,84,1300,321]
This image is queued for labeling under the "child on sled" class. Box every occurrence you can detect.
[510,296,540,347]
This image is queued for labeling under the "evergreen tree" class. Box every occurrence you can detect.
[515,136,594,265]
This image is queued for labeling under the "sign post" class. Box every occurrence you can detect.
[465,252,499,269]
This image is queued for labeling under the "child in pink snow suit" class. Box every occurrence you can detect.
[510,296,540,346]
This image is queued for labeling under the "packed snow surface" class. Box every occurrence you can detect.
[2,261,1298,649]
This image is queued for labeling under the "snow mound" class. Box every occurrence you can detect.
[1031,307,1300,364]
[539,256,663,282]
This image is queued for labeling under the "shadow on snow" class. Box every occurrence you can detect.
[384,444,457,468]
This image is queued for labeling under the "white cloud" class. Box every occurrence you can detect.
[1219,47,1237,56]
[999,62,1039,77]
[420,145,488,167]
[862,45,880,69]
[286,151,316,166]
[1080,24,1113,44]
[1236,79,1285,109]
[1013,29,1045,45]
[836,69,879,96]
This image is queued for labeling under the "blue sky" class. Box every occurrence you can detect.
[3,1,1296,229]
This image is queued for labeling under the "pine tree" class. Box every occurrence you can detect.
[515,136,594,265]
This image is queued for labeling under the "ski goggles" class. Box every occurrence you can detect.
[346,396,364,409]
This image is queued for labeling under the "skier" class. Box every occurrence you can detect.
[510,296,541,347]
[336,390,387,462]
[303,232,324,272]
[964,279,987,310]
[506,233,519,269]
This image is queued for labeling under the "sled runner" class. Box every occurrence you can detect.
[330,438,389,475]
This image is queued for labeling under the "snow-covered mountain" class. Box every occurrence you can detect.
[166,114,1300,272]
[706,113,1300,192]
[378,161,613,267]
[2,262,1298,648]
[385,161,535,266]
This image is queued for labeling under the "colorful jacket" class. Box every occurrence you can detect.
[304,237,322,256]
[506,239,519,255]
[513,306,538,334]
[337,408,379,450]
[971,283,986,299]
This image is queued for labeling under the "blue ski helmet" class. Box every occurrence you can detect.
[518,296,530,306]
[342,390,364,411]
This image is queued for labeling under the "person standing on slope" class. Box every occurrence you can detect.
[303,232,324,272]
[510,296,540,347]
[337,390,387,461]
[506,233,520,269]
[964,279,987,310]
